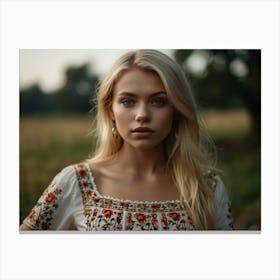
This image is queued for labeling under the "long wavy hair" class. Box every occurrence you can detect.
[89,49,217,229]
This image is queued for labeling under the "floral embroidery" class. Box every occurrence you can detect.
[74,163,196,231]
[23,163,234,231]
[134,213,147,224]
[26,181,63,230]
[151,213,158,230]
[168,212,181,221]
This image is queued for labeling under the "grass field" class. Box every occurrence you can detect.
[20,109,260,230]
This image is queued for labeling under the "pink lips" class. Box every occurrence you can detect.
[131,127,154,138]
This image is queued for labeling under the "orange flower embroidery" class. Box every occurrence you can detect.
[45,192,57,205]
[93,197,101,203]
[86,189,94,197]
[83,209,91,216]
[102,209,113,219]
[28,210,36,221]
[134,213,147,224]
[168,212,181,221]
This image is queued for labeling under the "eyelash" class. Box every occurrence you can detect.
[121,98,135,107]
[120,98,167,107]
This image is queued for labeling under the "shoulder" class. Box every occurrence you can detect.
[204,170,229,201]
[204,170,219,192]
[53,165,77,184]
[46,164,79,196]
[204,170,234,230]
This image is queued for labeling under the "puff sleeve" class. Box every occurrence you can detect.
[213,175,234,230]
[22,165,81,230]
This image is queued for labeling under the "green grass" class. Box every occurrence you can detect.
[216,139,261,230]
[20,110,260,230]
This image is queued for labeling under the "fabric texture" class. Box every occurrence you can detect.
[23,162,234,231]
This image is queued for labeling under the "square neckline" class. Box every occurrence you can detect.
[83,161,182,206]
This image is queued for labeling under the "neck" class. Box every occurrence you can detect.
[114,144,167,177]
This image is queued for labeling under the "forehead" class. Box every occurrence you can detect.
[114,68,166,95]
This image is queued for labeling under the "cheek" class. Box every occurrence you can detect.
[159,109,174,130]
[112,104,132,128]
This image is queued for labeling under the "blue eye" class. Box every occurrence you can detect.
[151,98,166,106]
[121,98,135,107]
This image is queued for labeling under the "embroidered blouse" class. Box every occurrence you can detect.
[22,162,234,231]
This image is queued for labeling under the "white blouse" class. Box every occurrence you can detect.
[23,162,234,231]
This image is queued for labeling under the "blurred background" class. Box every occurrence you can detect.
[20,49,261,230]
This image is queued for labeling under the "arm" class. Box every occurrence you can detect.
[213,175,234,230]
[19,223,32,231]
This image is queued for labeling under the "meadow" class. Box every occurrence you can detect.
[20,109,260,230]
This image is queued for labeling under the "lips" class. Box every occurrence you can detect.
[132,127,154,133]
[131,127,154,138]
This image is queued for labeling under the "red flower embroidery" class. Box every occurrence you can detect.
[79,169,87,178]
[45,192,57,205]
[151,213,158,230]
[93,197,101,203]
[116,212,122,224]
[127,213,133,230]
[151,204,161,210]
[168,212,181,221]
[82,181,88,188]
[134,213,147,224]
[41,222,49,230]
[102,209,113,219]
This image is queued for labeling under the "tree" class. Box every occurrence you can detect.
[174,50,261,142]
[20,84,52,115]
[52,63,99,113]
[20,63,100,115]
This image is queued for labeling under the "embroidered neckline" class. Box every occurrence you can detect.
[83,162,182,206]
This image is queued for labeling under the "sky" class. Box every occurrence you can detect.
[19,49,174,93]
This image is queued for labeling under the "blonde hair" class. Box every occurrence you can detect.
[89,49,216,229]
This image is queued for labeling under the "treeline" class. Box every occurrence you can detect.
[20,50,260,139]
[20,63,99,115]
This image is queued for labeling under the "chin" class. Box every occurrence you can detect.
[129,140,163,150]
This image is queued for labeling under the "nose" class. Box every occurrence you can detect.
[135,103,150,123]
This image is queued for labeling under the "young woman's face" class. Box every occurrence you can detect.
[111,67,175,150]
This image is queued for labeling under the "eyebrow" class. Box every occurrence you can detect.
[118,91,167,97]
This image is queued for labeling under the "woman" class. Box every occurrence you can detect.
[20,49,234,231]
